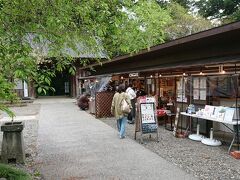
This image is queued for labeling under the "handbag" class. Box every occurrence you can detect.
[127,113,132,120]
[121,98,131,114]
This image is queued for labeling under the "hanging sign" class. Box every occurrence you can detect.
[129,73,139,78]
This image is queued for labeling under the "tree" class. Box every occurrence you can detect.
[0,0,171,116]
[103,0,172,56]
[164,2,212,40]
[194,0,240,22]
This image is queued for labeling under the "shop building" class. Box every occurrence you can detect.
[78,21,240,138]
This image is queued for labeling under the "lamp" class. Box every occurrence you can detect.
[200,67,203,75]
[219,65,226,74]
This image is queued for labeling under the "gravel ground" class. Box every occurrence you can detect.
[1,102,240,179]
[99,117,240,180]
[0,103,41,179]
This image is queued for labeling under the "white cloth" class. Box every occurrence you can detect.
[126,87,136,100]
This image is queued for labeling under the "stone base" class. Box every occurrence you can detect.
[1,122,25,164]
[201,138,222,146]
[189,134,205,141]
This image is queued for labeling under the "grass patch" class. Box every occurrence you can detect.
[0,163,31,180]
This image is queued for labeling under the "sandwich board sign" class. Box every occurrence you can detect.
[139,99,159,143]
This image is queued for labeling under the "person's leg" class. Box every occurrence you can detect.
[131,99,136,122]
[119,116,127,138]
[127,112,133,124]
[117,119,121,132]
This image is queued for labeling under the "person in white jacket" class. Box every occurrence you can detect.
[126,84,136,124]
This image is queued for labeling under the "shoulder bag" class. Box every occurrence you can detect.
[121,98,131,114]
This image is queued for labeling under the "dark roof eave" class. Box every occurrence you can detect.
[80,21,240,70]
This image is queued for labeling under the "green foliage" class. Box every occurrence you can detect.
[194,0,240,22]
[120,0,171,53]
[0,0,171,102]
[0,0,211,116]
[103,0,171,56]
[0,163,31,180]
[172,0,190,9]
[0,75,17,117]
[231,8,240,21]
[164,2,212,40]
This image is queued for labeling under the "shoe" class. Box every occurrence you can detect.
[120,135,126,139]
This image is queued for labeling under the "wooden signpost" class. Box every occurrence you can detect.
[135,97,159,143]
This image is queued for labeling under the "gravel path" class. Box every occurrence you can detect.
[35,99,195,180]
[0,103,41,179]
[1,100,240,179]
[0,104,40,155]
[100,117,240,180]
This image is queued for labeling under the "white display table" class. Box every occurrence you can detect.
[181,112,239,125]
[181,112,240,152]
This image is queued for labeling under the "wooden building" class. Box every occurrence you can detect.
[79,21,240,134]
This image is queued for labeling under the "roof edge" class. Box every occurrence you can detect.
[82,21,240,69]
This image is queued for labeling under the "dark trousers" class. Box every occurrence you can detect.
[128,99,136,122]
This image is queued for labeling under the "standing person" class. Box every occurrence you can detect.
[126,84,137,124]
[111,84,132,139]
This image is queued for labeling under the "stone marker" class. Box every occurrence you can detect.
[1,121,25,164]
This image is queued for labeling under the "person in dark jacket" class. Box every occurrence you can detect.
[77,93,90,110]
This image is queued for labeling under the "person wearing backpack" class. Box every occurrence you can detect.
[111,84,132,139]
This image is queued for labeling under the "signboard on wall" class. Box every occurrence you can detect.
[129,73,139,78]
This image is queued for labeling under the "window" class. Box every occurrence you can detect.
[193,77,206,100]
[176,77,187,102]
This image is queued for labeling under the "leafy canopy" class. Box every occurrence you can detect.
[194,0,240,21]
[0,0,214,117]
[0,0,172,116]
[164,2,212,40]
[172,0,240,23]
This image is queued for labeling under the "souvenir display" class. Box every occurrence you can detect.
[204,105,215,117]
[224,108,235,122]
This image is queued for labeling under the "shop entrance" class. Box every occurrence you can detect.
[38,72,71,96]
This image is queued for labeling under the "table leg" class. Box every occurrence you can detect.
[228,134,235,154]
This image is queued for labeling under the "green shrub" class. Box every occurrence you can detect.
[0,163,31,180]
